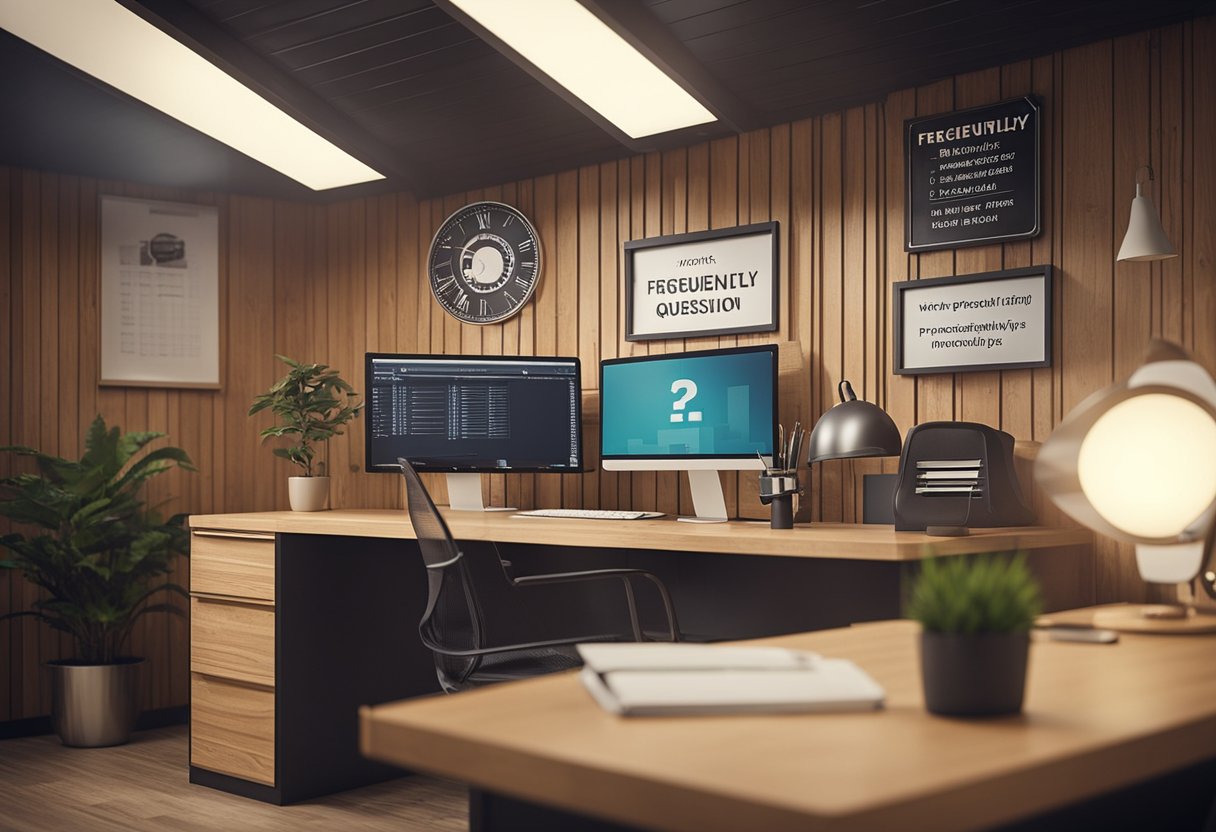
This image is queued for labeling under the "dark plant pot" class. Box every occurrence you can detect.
[919,631,1029,717]
[47,657,143,747]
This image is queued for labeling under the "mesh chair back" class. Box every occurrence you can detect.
[399,458,487,690]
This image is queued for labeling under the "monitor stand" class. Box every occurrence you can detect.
[445,473,516,512]
[679,469,729,524]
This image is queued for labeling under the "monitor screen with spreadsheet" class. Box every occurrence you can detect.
[365,353,583,474]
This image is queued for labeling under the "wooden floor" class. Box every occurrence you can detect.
[0,726,468,831]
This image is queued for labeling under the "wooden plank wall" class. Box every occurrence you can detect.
[2,21,1212,722]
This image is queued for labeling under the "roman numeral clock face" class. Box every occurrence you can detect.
[428,201,541,324]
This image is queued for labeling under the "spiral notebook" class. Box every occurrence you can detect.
[577,643,885,717]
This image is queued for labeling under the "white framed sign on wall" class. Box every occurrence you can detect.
[893,265,1053,375]
[625,221,779,341]
[99,195,221,388]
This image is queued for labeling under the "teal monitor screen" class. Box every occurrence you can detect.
[600,346,777,459]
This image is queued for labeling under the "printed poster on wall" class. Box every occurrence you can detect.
[100,195,221,388]
[893,266,1052,375]
[905,96,1041,252]
[625,222,779,341]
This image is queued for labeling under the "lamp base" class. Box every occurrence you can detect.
[1091,605,1216,634]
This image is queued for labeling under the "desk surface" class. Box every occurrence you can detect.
[188,509,1088,562]
[360,609,1216,832]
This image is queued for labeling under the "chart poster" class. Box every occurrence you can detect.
[625,222,779,341]
[893,266,1052,375]
[100,195,220,388]
[905,96,1040,252]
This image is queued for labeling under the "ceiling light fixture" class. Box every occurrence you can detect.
[444,0,716,140]
[0,0,384,191]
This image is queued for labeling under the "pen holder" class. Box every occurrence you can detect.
[759,472,802,530]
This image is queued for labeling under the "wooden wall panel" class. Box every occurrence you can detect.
[3,20,1212,723]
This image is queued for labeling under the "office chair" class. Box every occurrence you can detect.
[399,459,680,693]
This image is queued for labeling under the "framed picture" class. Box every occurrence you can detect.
[905,96,1041,252]
[99,195,221,389]
[893,265,1052,375]
[625,221,779,341]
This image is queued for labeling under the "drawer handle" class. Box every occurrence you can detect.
[193,592,275,609]
[193,530,275,541]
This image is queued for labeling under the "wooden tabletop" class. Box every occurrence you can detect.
[188,509,1089,562]
[360,611,1216,832]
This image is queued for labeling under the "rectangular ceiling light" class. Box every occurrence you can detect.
[0,0,384,190]
[447,0,715,140]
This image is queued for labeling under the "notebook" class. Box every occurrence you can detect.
[577,643,885,717]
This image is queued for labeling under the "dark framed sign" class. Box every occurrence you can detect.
[893,265,1053,375]
[625,221,779,341]
[905,96,1040,252]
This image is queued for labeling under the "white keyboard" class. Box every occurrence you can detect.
[514,509,665,521]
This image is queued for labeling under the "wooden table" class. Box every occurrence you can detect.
[185,510,1090,804]
[360,610,1216,832]
[190,508,1090,561]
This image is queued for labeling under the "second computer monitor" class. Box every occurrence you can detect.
[600,344,777,522]
[366,353,582,510]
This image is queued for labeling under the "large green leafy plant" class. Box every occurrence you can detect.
[248,355,364,477]
[906,553,1043,634]
[0,416,195,664]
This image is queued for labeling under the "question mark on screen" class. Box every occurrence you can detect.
[670,379,702,423]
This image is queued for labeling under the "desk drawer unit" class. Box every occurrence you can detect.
[190,529,277,792]
[186,525,445,804]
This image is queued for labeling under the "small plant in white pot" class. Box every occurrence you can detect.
[249,355,363,512]
[906,553,1042,717]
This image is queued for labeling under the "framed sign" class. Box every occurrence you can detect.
[100,195,221,388]
[625,222,778,341]
[893,266,1052,375]
[905,96,1040,252]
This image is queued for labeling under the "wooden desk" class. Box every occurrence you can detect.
[185,510,1090,804]
[360,612,1216,832]
[189,508,1090,561]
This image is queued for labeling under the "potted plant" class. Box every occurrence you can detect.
[0,415,195,747]
[906,553,1042,717]
[249,355,363,512]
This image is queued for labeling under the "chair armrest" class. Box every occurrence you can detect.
[512,568,680,642]
[426,634,617,659]
[512,567,657,586]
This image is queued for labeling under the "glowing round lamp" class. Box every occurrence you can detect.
[1036,341,1216,632]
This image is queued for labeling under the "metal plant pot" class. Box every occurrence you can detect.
[289,476,331,511]
[919,631,1029,717]
[47,658,143,747]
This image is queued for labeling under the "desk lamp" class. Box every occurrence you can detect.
[807,381,902,465]
[806,381,902,522]
[1035,340,1216,632]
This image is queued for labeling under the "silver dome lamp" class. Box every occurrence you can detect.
[807,381,902,465]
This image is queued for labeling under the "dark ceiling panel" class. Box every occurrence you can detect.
[0,29,327,199]
[2,0,1212,199]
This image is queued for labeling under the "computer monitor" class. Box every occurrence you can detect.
[600,344,777,522]
[365,353,583,511]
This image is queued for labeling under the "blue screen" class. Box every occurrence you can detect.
[601,348,775,458]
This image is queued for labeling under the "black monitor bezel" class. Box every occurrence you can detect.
[364,352,584,474]
[598,344,779,461]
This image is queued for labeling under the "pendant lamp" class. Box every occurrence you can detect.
[1116,166,1177,262]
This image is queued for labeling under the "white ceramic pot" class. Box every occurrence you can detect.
[288,476,330,511]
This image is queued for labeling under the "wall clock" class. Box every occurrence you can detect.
[427,201,541,324]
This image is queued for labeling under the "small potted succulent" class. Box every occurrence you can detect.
[0,416,194,746]
[249,355,363,512]
[906,553,1042,717]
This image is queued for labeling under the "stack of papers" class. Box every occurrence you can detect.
[577,643,885,716]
